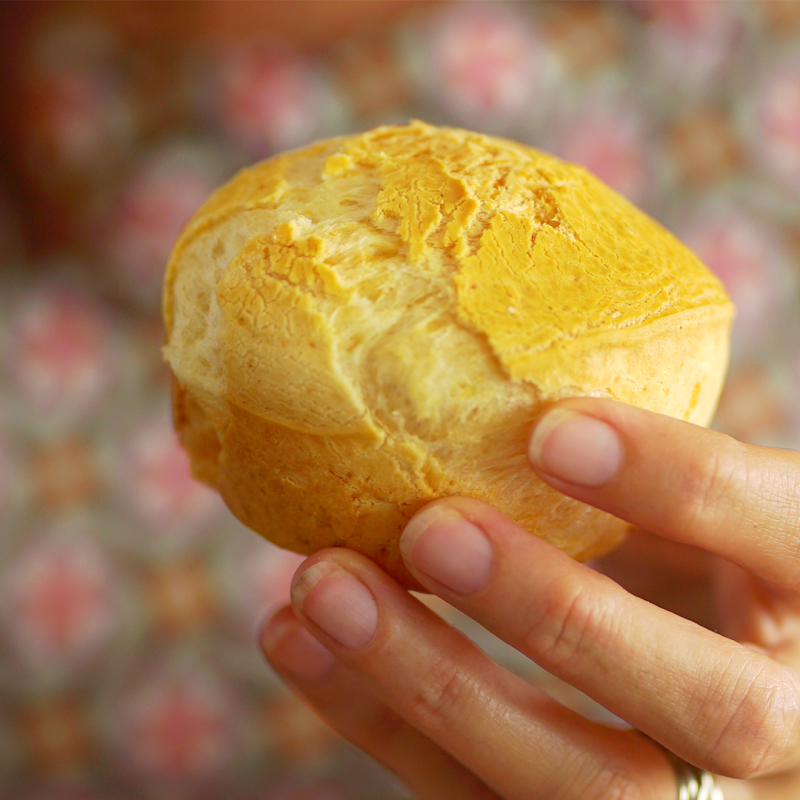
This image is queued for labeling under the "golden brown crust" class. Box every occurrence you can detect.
[171,379,221,487]
[162,121,733,586]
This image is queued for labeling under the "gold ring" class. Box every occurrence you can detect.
[664,748,723,800]
[639,732,723,800]
[668,753,723,800]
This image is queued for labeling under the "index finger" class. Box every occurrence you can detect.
[527,398,800,588]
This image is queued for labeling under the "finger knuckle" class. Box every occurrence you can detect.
[676,440,745,536]
[401,656,480,734]
[526,569,619,675]
[701,660,800,778]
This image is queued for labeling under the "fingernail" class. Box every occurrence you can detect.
[292,563,378,650]
[400,504,492,595]
[260,616,336,682]
[528,407,623,487]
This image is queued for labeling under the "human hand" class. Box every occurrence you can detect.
[259,398,800,799]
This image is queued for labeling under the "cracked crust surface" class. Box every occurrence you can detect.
[162,121,733,588]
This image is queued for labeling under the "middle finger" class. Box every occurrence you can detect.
[399,498,800,780]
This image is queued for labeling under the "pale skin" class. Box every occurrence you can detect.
[260,398,800,799]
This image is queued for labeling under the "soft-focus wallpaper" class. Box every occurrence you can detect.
[0,2,799,799]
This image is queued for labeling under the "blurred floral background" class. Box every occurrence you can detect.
[0,1,799,798]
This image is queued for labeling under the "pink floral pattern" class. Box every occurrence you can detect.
[116,413,224,540]
[1,2,799,798]
[754,60,800,190]
[218,43,346,158]
[107,146,230,307]
[4,288,116,425]
[1,526,120,675]
[417,4,544,130]
[679,206,798,357]
[112,666,241,785]
[631,0,743,95]
[556,103,653,203]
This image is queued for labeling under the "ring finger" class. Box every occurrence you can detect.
[271,548,673,800]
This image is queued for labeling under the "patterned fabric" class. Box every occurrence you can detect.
[1,2,799,798]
